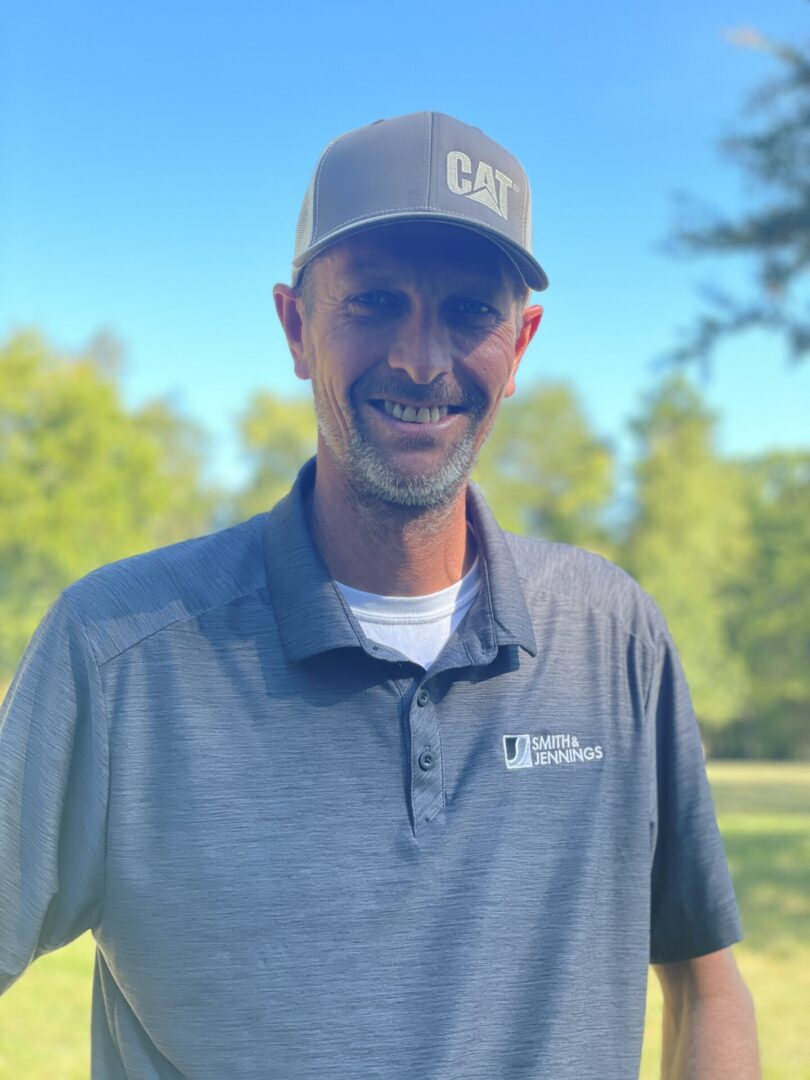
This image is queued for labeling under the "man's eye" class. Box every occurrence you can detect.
[348,292,395,309]
[450,299,497,319]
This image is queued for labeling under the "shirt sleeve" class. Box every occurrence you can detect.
[0,592,109,994]
[647,627,743,964]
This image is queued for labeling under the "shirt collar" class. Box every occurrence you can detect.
[463,480,538,662]
[262,457,537,664]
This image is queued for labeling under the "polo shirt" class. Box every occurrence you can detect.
[0,457,743,1079]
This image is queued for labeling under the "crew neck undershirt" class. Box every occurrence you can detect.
[334,556,482,669]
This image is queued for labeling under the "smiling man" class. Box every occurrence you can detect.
[273,217,542,602]
[286,222,527,514]
[0,112,759,1079]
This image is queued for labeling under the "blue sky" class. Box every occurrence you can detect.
[2,0,809,490]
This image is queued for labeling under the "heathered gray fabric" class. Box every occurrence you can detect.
[1,457,742,1079]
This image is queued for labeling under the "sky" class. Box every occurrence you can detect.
[2,0,809,491]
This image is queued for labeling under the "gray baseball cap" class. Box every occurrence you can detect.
[292,111,549,292]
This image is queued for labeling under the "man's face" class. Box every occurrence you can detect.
[282,222,540,509]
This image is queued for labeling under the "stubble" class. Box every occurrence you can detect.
[310,374,491,510]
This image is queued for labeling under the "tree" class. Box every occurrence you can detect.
[474,382,615,555]
[667,25,810,366]
[722,451,810,757]
[227,390,317,523]
[0,329,219,681]
[621,374,753,735]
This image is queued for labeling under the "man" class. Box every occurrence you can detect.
[1,112,758,1078]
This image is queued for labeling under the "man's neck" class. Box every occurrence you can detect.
[307,460,476,597]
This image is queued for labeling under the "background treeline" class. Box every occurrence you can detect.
[1,328,807,760]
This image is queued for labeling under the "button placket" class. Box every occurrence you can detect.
[409,684,443,829]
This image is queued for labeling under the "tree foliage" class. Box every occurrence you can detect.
[620,374,753,731]
[474,382,615,555]
[226,390,317,523]
[0,330,219,677]
[668,25,810,365]
[721,451,810,757]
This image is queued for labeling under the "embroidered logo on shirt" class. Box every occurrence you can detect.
[503,732,604,769]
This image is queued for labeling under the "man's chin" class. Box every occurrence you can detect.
[345,443,475,510]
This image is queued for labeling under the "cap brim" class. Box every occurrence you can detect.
[292,211,549,292]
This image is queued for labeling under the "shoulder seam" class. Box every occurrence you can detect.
[518,577,663,654]
[73,584,268,670]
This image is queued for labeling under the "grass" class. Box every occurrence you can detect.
[1,762,808,1078]
[640,762,810,1079]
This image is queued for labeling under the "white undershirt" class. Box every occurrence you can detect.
[334,556,482,669]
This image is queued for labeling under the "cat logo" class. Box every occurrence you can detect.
[446,151,514,220]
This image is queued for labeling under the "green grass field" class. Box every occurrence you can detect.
[1,762,808,1078]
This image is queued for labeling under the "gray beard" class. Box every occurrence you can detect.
[312,381,489,509]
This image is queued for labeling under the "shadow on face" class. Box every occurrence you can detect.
[298,220,529,315]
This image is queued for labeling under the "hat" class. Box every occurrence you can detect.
[292,111,548,292]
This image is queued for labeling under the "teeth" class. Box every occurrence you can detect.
[381,400,450,423]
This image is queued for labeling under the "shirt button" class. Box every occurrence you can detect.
[416,689,430,707]
[418,749,435,771]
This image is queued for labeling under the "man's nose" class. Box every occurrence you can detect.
[386,311,453,384]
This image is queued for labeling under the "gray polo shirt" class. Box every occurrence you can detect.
[0,457,742,1079]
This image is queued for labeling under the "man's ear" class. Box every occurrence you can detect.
[273,283,310,380]
[505,304,543,397]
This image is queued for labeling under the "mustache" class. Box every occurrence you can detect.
[353,374,488,413]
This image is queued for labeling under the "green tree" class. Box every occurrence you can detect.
[668,26,810,366]
[0,329,219,680]
[474,382,615,555]
[227,390,317,522]
[722,451,810,758]
[621,374,752,735]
